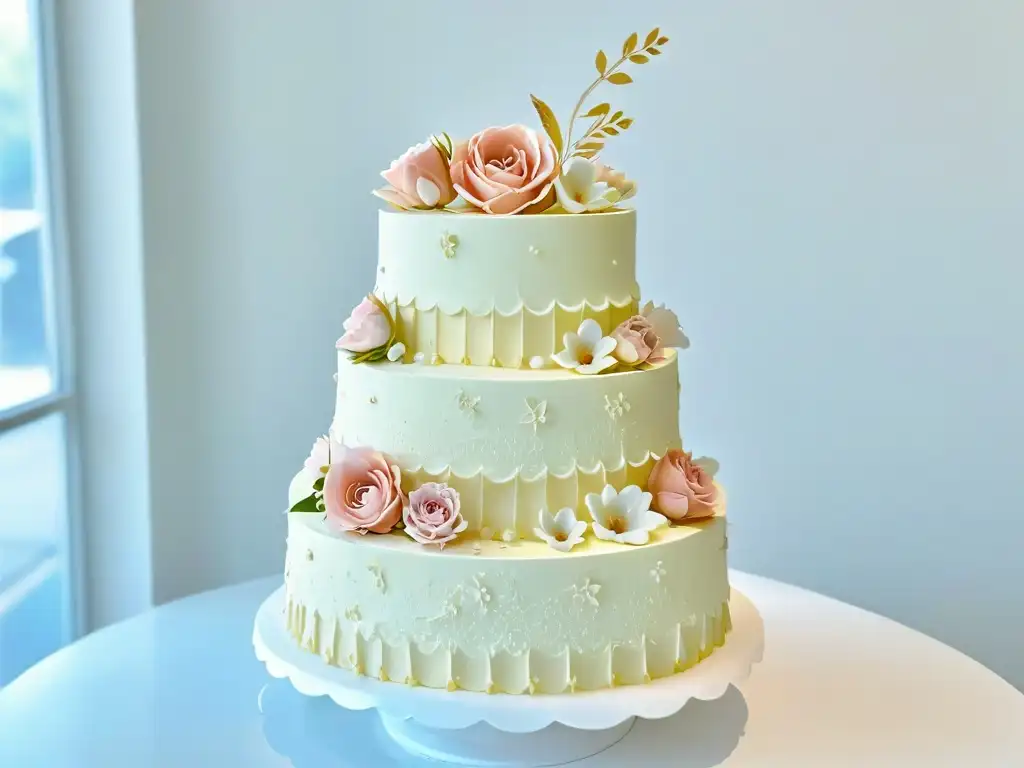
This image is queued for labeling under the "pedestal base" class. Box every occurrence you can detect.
[380,715,635,767]
[254,586,763,765]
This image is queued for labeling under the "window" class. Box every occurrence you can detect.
[0,0,77,686]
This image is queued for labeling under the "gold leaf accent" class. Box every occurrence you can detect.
[579,141,604,151]
[602,125,620,136]
[607,72,633,86]
[530,94,563,158]
[609,110,623,124]
[595,50,607,75]
[577,150,599,159]
[622,32,638,56]
[584,102,611,118]
[657,36,669,45]
[648,47,662,56]
[644,27,660,47]
[629,54,649,64]
[618,118,634,129]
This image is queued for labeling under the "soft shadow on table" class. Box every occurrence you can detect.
[595,686,749,766]
[258,679,748,767]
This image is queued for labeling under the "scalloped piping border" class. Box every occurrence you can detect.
[255,586,763,731]
[398,455,663,538]
[382,294,642,368]
[380,293,640,317]
[283,597,731,696]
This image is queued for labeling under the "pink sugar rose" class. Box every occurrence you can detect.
[373,140,457,210]
[323,447,405,534]
[648,449,719,521]
[403,482,467,548]
[450,125,559,215]
[336,297,391,353]
[612,315,664,366]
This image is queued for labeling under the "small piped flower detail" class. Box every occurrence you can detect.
[455,389,481,419]
[535,508,587,552]
[552,318,617,375]
[440,231,459,259]
[570,578,601,608]
[585,484,668,546]
[464,575,491,611]
[650,561,667,584]
[604,392,630,420]
[521,398,548,433]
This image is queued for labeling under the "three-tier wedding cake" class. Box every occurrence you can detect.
[282,28,729,695]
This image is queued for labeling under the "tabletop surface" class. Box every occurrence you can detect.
[1,571,1022,767]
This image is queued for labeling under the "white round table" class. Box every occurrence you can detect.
[0,572,1021,767]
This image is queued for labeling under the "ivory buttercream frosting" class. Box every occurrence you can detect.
[279,26,732,694]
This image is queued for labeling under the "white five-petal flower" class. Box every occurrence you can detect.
[551,319,618,375]
[585,484,668,546]
[554,158,621,214]
[534,508,588,552]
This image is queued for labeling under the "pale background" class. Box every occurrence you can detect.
[58,1,1024,687]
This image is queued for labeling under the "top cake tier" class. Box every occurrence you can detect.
[374,210,639,367]
[376,208,637,313]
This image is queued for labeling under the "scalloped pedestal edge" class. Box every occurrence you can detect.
[254,585,763,765]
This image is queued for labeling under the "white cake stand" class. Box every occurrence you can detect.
[253,585,764,766]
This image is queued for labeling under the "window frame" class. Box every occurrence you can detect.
[0,0,85,644]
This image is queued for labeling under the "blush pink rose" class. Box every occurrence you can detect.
[323,447,405,534]
[336,297,390,353]
[648,449,719,521]
[403,482,467,548]
[374,140,457,210]
[450,125,559,215]
[612,315,664,365]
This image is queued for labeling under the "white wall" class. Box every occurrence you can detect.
[129,1,1024,686]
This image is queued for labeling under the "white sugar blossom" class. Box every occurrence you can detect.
[641,301,690,350]
[535,508,588,552]
[585,484,668,546]
[554,158,621,214]
[551,319,617,375]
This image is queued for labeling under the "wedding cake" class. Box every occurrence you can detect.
[282,29,730,695]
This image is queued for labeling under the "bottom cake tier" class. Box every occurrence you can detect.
[284,511,730,695]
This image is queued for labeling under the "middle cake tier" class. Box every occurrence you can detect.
[333,353,683,538]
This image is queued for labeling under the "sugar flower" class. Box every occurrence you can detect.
[336,295,397,363]
[648,449,719,521]
[641,301,689,350]
[534,508,588,552]
[373,138,457,210]
[551,318,618,375]
[554,158,624,214]
[450,125,558,215]
[585,484,668,546]
[404,482,468,548]
[323,447,405,534]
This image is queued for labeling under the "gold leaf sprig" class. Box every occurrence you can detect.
[553,27,668,163]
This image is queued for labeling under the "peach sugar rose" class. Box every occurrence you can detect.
[647,449,719,521]
[450,125,559,215]
[323,447,405,534]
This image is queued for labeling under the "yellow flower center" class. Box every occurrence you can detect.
[554,531,569,542]
[580,353,594,365]
[606,516,627,534]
